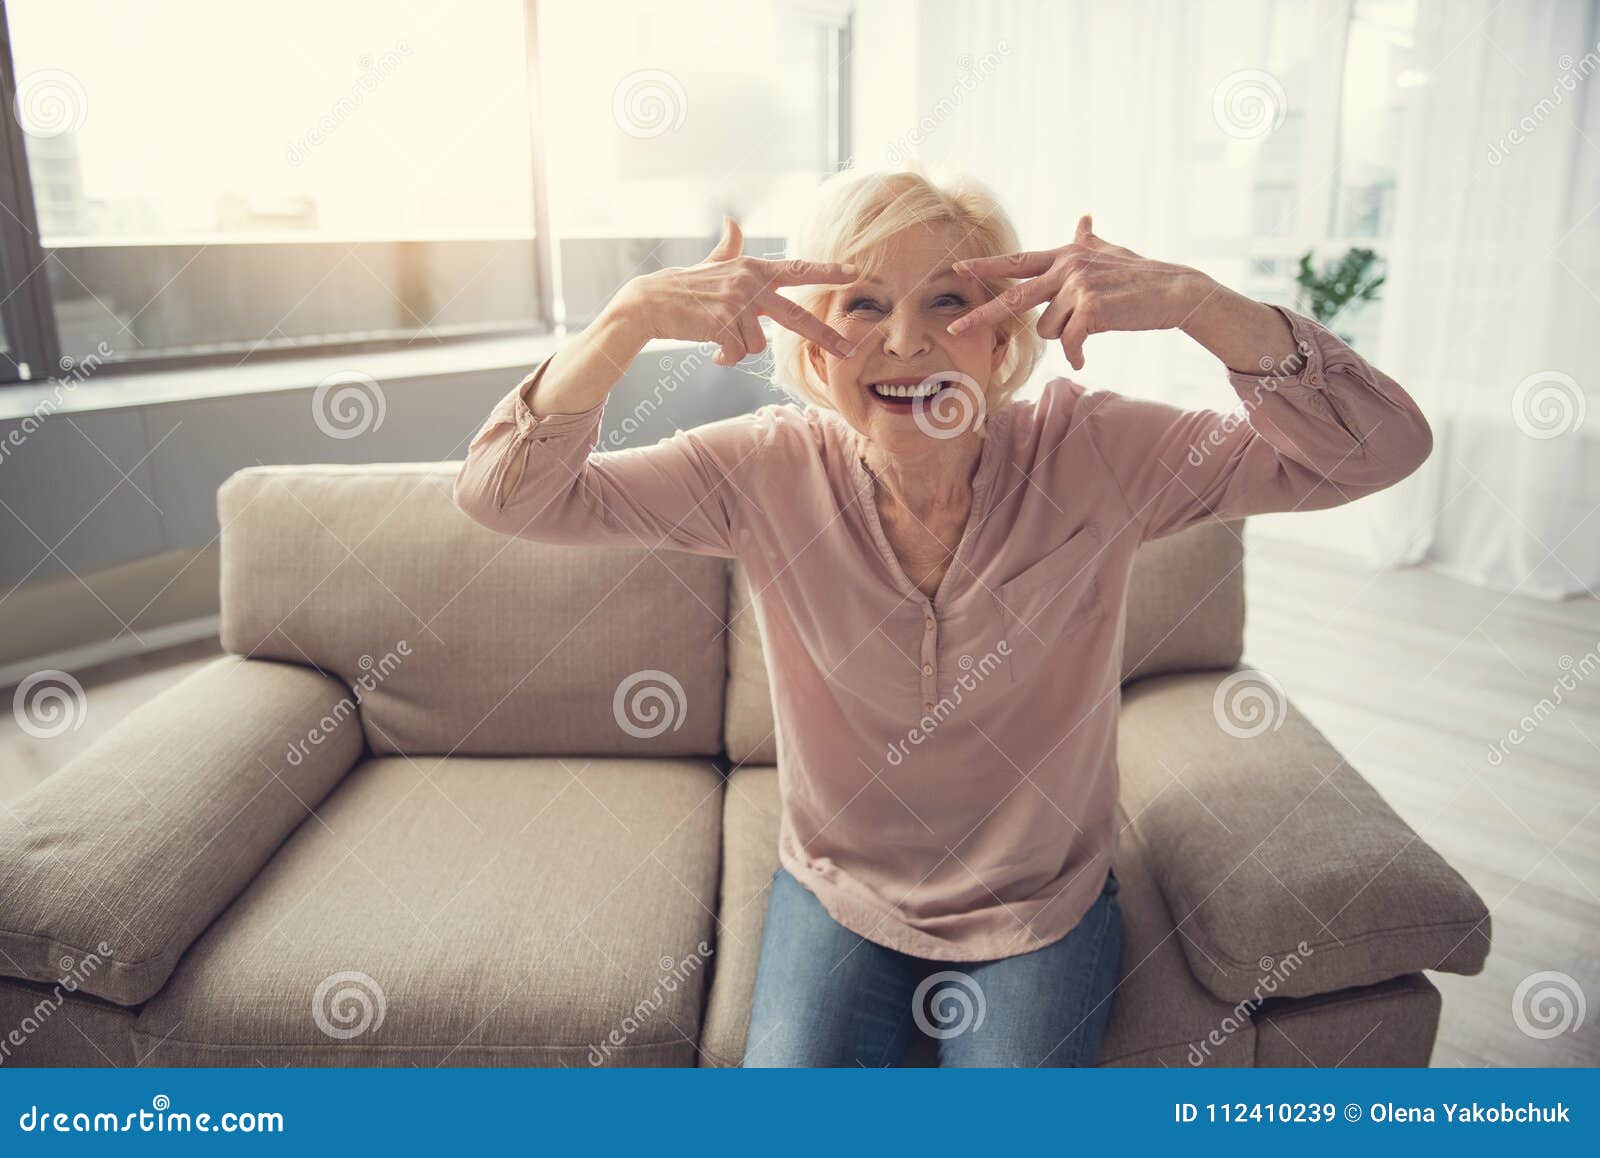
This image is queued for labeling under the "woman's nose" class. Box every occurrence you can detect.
[880,310,934,360]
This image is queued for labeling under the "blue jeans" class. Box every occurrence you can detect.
[742,865,1122,1067]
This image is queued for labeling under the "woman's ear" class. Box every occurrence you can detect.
[990,323,1009,375]
[806,340,827,382]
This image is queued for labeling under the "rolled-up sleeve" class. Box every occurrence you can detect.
[1080,304,1434,544]
[452,351,762,558]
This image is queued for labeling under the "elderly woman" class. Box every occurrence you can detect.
[453,167,1433,1068]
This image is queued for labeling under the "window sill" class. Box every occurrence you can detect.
[0,332,704,422]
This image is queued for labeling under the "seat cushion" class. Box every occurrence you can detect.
[697,766,784,1063]
[218,464,730,757]
[698,766,1255,1067]
[723,519,1244,764]
[132,755,723,1066]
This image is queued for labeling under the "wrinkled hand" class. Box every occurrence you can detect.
[619,216,857,366]
[947,215,1211,370]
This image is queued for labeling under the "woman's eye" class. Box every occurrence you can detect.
[843,294,964,313]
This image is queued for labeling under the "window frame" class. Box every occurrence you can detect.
[0,0,852,386]
[0,0,60,382]
[0,0,555,384]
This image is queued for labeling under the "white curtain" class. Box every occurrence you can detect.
[852,0,1599,599]
[1376,0,1599,599]
[855,0,1323,404]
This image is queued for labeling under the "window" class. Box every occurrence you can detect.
[0,0,850,382]
[1226,0,1418,355]
[1230,0,1348,318]
[536,0,850,325]
[1325,0,1417,352]
[1,0,540,375]
[1334,0,1417,242]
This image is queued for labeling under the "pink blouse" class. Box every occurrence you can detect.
[452,304,1433,962]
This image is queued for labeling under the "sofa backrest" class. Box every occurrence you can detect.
[218,464,730,757]
[724,519,1246,765]
[219,465,1243,764]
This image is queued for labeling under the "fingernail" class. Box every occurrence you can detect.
[840,263,858,275]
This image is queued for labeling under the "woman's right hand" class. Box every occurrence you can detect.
[615,216,859,366]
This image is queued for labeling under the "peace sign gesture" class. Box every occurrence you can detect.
[947,215,1208,371]
[622,216,859,366]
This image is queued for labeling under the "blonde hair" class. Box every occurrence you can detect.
[768,162,1044,415]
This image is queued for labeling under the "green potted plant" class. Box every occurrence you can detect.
[1294,247,1386,344]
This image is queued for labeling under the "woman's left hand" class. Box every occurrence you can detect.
[947,215,1213,371]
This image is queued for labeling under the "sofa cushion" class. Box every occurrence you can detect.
[1120,517,1245,682]
[1254,974,1440,1066]
[1117,668,1491,1002]
[132,755,723,1066]
[697,766,1255,1067]
[0,975,138,1066]
[218,464,729,757]
[723,565,779,767]
[0,655,363,1005]
[723,519,1244,765]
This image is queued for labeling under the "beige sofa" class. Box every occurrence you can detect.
[0,462,1491,1067]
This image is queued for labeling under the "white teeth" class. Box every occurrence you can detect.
[870,381,945,399]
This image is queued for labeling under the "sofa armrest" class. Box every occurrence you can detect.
[0,655,364,1005]
[1116,668,1490,1003]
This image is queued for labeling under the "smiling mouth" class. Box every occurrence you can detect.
[866,377,959,407]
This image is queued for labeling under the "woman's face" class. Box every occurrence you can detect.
[811,221,1009,454]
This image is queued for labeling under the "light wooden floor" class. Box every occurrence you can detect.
[1240,532,1599,1067]
[2,536,1597,1067]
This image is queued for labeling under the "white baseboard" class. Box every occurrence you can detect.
[0,615,221,690]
